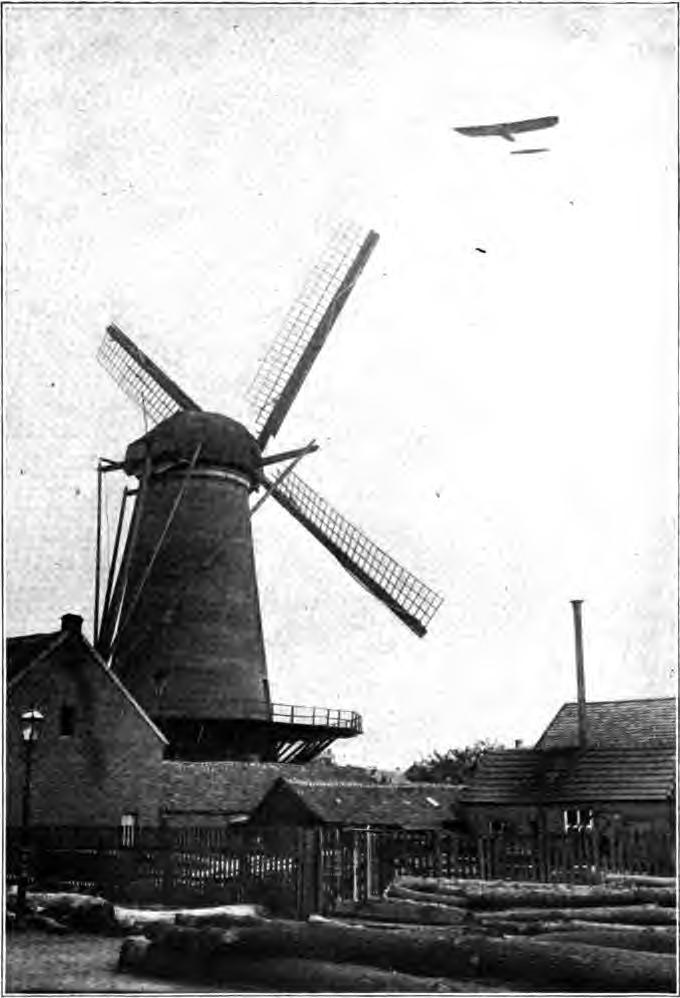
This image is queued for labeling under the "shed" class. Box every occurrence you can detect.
[250,778,462,830]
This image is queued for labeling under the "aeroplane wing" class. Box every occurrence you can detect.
[454,115,558,142]
[510,147,550,156]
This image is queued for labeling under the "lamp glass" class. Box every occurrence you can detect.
[20,709,44,743]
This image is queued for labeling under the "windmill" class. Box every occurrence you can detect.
[94,223,443,763]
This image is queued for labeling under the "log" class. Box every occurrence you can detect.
[28,913,71,935]
[536,922,677,953]
[118,935,152,971]
[387,884,471,909]
[335,898,470,926]
[114,906,176,932]
[602,873,676,888]
[115,901,266,934]
[117,935,503,993]
[474,904,677,927]
[390,877,676,910]
[28,891,117,933]
[136,918,676,992]
[175,905,267,929]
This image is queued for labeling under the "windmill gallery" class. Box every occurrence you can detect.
[6,225,451,895]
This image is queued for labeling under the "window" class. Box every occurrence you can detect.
[60,704,76,737]
[120,813,138,848]
[563,807,594,832]
[488,819,508,834]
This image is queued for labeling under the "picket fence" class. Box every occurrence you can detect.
[6,822,675,916]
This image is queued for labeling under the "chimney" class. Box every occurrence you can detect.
[570,599,588,748]
[514,739,523,749]
[61,613,83,635]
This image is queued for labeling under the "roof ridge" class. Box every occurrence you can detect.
[7,630,70,687]
[560,696,676,707]
[86,639,169,745]
[284,778,460,789]
[6,630,61,644]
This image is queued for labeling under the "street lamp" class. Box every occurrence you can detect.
[16,708,44,923]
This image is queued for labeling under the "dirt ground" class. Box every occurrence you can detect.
[3,930,270,994]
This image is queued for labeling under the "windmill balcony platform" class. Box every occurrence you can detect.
[229,699,363,733]
[158,700,363,763]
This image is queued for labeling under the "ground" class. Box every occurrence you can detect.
[3,931,270,994]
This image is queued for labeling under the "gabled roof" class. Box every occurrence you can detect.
[256,778,461,828]
[461,746,676,805]
[5,630,66,683]
[537,697,676,750]
[7,626,168,746]
[161,761,385,816]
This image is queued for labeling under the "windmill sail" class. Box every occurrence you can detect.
[98,324,201,425]
[267,471,443,636]
[247,224,379,449]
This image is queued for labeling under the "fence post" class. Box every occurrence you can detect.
[477,835,486,880]
[159,816,173,907]
[315,826,325,914]
[432,831,442,879]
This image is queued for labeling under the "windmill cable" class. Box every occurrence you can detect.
[109,443,203,660]
[94,462,104,644]
[99,486,131,645]
[98,451,152,658]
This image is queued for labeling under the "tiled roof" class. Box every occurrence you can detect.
[161,761,384,816]
[5,631,64,683]
[259,778,461,829]
[461,746,677,804]
[536,697,676,749]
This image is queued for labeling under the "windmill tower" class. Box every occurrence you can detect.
[95,224,442,762]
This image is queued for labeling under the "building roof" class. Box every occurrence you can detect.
[255,778,462,829]
[5,630,66,683]
[461,746,677,805]
[160,760,386,817]
[536,697,676,750]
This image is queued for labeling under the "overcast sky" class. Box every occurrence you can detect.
[4,2,677,769]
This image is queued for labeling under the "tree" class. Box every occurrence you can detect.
[404,739,505,784]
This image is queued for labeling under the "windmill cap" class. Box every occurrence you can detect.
[124,411,261,483]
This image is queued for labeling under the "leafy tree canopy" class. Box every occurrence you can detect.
[404,739,505,784]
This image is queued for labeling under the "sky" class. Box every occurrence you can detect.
[3,2,677,770]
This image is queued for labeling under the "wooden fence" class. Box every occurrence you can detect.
[6,823,675,915]
[7,824,311,915]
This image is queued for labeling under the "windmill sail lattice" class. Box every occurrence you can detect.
[247,224,379,448]
[98,324,200,424]
[267,471,443,637]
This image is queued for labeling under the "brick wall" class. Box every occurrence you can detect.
[463,800,673,836]
[6,635,165,827]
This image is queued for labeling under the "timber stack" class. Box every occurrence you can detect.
[116,873,677,993]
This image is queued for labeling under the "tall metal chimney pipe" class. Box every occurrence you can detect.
[571,599,588,748]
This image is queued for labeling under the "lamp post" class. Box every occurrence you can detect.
[16,708,44,923]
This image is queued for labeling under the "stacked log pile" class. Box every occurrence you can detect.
[13,878,676,991]
[339,874,677,990]
[116,874,677,993]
